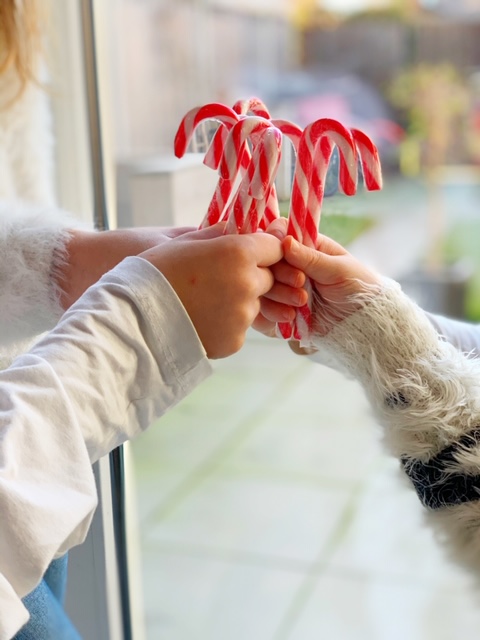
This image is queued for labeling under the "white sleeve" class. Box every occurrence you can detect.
[0,256,211,639]
[0,200,90,346]
[308,279,480,574]
[426,312,480,357]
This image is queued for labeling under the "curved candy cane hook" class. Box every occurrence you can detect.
[288,118,357,247]
[225,127,283,234]
[279,119,357,340]
[221,117,283,233]
[219,116,278,190]
[201,99,274,228]
[350,128,383,192]
[174,103,239,158]
[204,96,271,170]
[174,103,241,229]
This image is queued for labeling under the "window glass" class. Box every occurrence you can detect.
[108,2,480,637]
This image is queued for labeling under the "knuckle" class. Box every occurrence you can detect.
[233,272,256,299]
[231,334,246,355]
[234,240,253,265]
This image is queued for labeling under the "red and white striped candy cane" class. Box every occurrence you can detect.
[203,95,272,170]
[204,102,302,231]
[203,123,229,170]
[174,103,242,229]
[201,123,251,228]
[291,127,382,340]
[225,127,282,235]
[220,115,280,233]
[233,98,281,226]
[174,103,239,157]
[258,118,304,230]
[350,128,383,191]
[200,125,237,227]
[303,119,357,249]
[200,98,274,228]
[279,119,358,340]
[233,96,271,120]
[287,118,357,247]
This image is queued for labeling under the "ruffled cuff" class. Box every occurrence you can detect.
[0,201,90,345]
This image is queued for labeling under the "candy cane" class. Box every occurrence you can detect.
[287,118,357,246]
[304,120,357,249]
[221,116,283,233]
[200,99,274,228]
[233,96,271,120]
[173,103,244,229]
[225,127,282,235]
[278,119,358,340]
[350,128,383,191]
[233,98,281,226]
[174,103,239,157]
[204,103,303,231]
[201,123,250,228]
[253,118,304,231]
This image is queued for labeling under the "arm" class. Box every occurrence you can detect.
[0,256,211,638]
[281,233,480,573]
[0,198,200,346]
[426,312,480,357]
[0,201,81,345]
[1,225,288,637]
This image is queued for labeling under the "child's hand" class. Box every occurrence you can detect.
[140,224,286,358]
[252,259,308,337]
[57,226,198,309]
[282,233,381,335]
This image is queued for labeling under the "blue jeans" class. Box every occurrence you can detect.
[14,555,81,640]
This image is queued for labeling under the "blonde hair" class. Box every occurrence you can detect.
[0,0,44,96]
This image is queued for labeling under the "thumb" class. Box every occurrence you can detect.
[282,236,334,283]
[265,216,288,240]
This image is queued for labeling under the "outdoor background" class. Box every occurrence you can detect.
[105,0,480,638]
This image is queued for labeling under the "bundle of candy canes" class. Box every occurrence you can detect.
[174,97,382,341]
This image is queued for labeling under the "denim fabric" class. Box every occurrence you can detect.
[15,555,81,640]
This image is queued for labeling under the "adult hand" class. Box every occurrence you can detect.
[139,224,284,359]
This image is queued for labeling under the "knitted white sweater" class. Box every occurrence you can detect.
[0,67,87,364]
[309,279,480,573]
